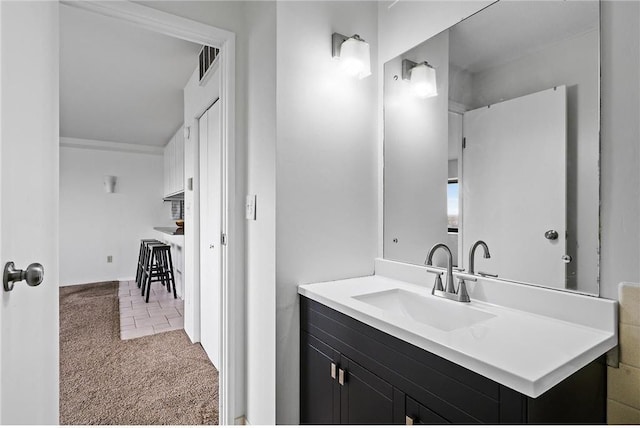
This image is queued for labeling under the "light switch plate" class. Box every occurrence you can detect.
[246,194,256,220]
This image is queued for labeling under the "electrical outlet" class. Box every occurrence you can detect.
[107,255,113,263]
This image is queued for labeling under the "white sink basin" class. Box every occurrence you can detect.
[353,288,496,332]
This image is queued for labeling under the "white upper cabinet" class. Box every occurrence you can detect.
[163,125,185,197]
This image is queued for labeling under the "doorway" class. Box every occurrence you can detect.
[58,1,238,424]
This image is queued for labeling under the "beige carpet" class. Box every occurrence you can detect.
[60,282,218,425]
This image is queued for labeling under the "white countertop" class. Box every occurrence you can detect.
[153,229,184,247]
[298,274,617,398]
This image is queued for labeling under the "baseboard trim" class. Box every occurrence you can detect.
[59,278,135,288]
[59,280,120,288]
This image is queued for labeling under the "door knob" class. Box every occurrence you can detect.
[3,262,44,291]
[544,230,559,240]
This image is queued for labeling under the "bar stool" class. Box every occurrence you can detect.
[135,239,161,289]
[141,243,177,303]
[139,241,164,292]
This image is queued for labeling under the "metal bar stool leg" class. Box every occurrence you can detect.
[137,239,158,289]
[165,248,177,299]
[145,248,158,303]
[141,244,152,296]
[135,241,144,286]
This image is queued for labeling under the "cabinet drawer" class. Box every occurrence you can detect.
[405,396,449,425]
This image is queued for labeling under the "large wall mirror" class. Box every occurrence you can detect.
[383,1,600,295]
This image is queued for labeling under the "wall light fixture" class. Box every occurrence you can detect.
[332,32,371,79]
[104,175,117,193]
[402,59,437,98]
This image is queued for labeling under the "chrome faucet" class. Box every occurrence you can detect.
[468,240,491,275]
[424,243,456,295]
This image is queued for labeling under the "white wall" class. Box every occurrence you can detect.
[245,1,277,424]
[378,1,492,64]
[600,1,640,299]
[383,30,450,266]
[276,2,379,423]
[59,146,168,286]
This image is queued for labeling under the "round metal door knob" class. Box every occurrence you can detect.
[544,230,559,240]
[3,262,44,291]
[24,263,44,286]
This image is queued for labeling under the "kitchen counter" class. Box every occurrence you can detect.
[154,226,183,236]
[298,274,617,398]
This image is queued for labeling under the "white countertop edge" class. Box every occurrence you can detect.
[299,282,616,398]
[529,335,616,397]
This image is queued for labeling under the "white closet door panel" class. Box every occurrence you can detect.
[199,102,222,368]
[462,86,567,287]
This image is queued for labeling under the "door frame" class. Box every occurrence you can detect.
[61,1,238,424]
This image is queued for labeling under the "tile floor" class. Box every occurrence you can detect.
[118,280,184,340]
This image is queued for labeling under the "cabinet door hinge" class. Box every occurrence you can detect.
[462,137,467,149]
[221,233,228,246]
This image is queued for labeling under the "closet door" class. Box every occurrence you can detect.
[198,101,222,368]
[463,86,567,287]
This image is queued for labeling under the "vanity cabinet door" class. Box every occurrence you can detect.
[300,331,340,424]
[339,357,395,424]
[405,396,449,425]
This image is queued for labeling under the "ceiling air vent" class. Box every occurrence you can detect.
[199,45,220,83]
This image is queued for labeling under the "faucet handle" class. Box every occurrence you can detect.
[432,273,444,293]
[456,278,470,303]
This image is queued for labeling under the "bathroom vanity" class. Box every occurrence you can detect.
[299,0,613,424]
[299,269,616,424]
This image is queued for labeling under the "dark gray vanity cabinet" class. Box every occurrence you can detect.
[300,296,606,425]
[301,331,397,424]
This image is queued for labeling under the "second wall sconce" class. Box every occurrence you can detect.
[402,59,438,99]
[104,175,117,193]
[332,32,371,79]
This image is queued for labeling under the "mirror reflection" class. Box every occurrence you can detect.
[383,1,600,295]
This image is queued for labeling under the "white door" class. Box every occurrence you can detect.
[462,86,567,287]
[198,101,221,368]
[0,1,59,424]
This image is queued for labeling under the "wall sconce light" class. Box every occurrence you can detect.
[402,59,438,98]
[332,32,371,79]
[103,175,117,193]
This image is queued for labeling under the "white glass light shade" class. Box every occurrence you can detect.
[410,63,437,98]
[340,37,371,79]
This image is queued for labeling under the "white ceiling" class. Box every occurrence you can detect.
[449,1,599,74]
[60,5,202,147]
